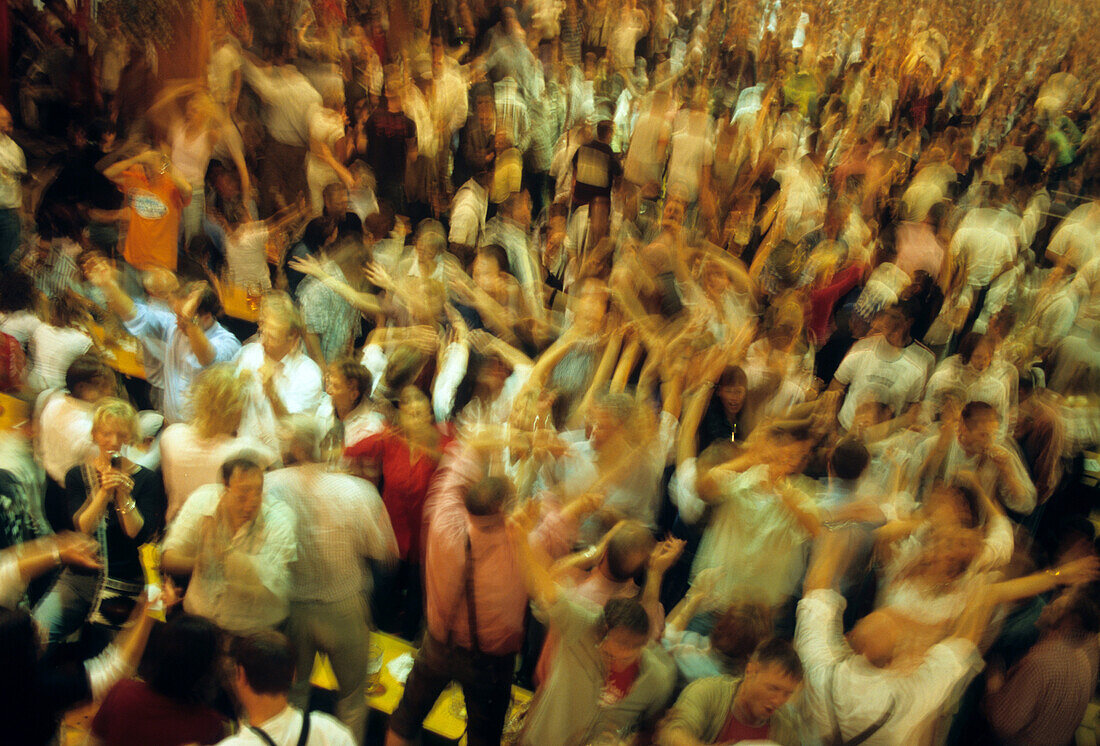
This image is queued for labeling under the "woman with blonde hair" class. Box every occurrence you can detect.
[34,398,166,651]
[158,363,277,521]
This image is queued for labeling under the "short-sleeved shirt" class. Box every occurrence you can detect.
[834,336,929,431]
[118,167,189,271]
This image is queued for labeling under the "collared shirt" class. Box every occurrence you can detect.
[423,445,527,656]
[911,434,1037,515]
[235,342,324,415]
[242,63,322,147]
[0,133,27,209]
[216,706,355,746]
[264,464,397,603]
[163,483,297,633]
[296,262,359,363]
[124,302,242,424]
[448,179,488,247]
[36,392,95,484]
[795,589,983,745]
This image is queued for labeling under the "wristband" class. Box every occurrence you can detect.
[51,544,62,565]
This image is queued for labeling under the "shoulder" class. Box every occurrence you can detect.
[307,711,357,745]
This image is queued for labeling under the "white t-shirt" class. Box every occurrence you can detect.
[29,325,93,391]
[666,112,714,203]
[36,392,95,484]
[835,336,929,431]
[160,422,278,523]
[225,225,271,290]
[216,706,355,746]
[235,342,324,415]
[0,310,43,349]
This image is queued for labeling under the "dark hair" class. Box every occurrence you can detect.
[830,437,870,480]
[961,400,998,424]
[464,476,513,516]
[957,332,984,366]
[182,282,222,318]
[711,602,772,665]
[65,354,113,395]
[943,481,981,529]
[229,631,296,695]
[0,271,36,313]
[221,455,263,485]
[383,346,428,392]
[751,637,803,680]
[596,120,614,141]
[477,243,511,276]
[331,358,372,409]
[1067,587,1100,633]
[47,293,86,328]
[717,365,748,390]
[600,597,650,638]
[146,614,221,704]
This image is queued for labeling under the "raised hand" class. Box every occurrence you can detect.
[288,254,329,279]
[648,536,687,575]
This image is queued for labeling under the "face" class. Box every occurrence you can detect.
[957,411,998,455]
[969,341,992,372]
[477,96,495,129]
[739,662,801,722]
[398,391,433,432]
[93,416,132,456]
[661,197,686,228]
[587,406,621,450]
[325,368,354,401]
[222,468,264,529]
[472,254,502,293]
[871,307,907,345]
[717,383,747,416]
[598,627,647,673]
[259,311,296,360]
[324,187,350,216]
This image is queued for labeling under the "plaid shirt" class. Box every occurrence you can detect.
[494,77,531,153]
[264,465,397,603]
[528,81,566,173]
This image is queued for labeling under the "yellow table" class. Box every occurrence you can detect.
[0,392,30,430]
[368,631,532,744]
[215,279,262,323]
[88,325,147,380]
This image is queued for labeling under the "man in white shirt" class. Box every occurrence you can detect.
[162,456,296,634]
[218,631,356,746]
[0,105,27,268]
[236,294,324,419]
[265,416,397,744]
[830,303,932,432]
[795,531,990,745]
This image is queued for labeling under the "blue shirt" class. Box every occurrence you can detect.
[123,302,241,423]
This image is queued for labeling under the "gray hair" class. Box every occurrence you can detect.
[279,414,325,462]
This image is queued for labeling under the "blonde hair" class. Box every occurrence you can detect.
[260,291,306,339]
[92,397,139,444]
[190,363,247,438]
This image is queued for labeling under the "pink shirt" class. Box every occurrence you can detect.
[423,446,528,656]
[895,221,944,279]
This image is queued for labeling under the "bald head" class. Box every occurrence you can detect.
[847,610,902,668]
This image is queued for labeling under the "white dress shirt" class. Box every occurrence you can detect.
[216,706,355,746]
[163,483,297,634]
[235,342,324,415]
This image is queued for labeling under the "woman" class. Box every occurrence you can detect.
[29,293,93,392]
[34,398,166,651]
[345,385,454,638]
[0,536,168,746]
[159,364,277,522]
[89,614,227,746]
[318,358,386,463]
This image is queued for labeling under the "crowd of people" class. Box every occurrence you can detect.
[2,0,1100,743]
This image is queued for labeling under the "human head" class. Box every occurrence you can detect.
[765,425,814,477]
[473,244,510,295]
[1039,584,1100,633]
[91,398,139,456]
[871,303,914,347]
[279,414,324,464]
[711,602,773,667]
[596,119,614,143]
[957,400,999,456]
[175,281,222,323]
[846,609,903,667]
[736,638,804,722]
[829,437,870,481]
[65,355,115,402]
[396,385,433,433]
[0,271,37,313]
[190,364,247,439]
[229,631,296,697]
[604,521,656,582]
[326,359,372,411]
[258,292,305,361]
[414,219,447,265]
[587,391,634,450]
[146,614,222,704]
[464,475,513,516]
[597,597,650,673]
[220,455,265,530]
[0,106,12,137]
[322,183,350,217]
[382,346,428,394]
[46,293,88,329]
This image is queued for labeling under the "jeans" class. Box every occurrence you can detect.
[286,594,372,745]
[33,569,97,645]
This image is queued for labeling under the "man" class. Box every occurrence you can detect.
[571,119,621,209]
[913,400,1037,515]
[264,416,397,744]
[242,54,322,217]
[482,190,544,319]
[385,451,527,746]
[102,147,192,272]
[456,84,498,189]
[88,258,241,423]
[983,585,1100,744]
[657,639,804,745]
[295,237,368,364]
[829,302,933,432]
[283,183,363,294]
[162,456,296,635]
[364,78,417,211]
[217,631,356,746]
[235,294,324,419]
[36,355,116,533]
[511,515,676,745]
[795,530,991,744]
[0,105,27,268]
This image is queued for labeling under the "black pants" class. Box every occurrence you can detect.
[388,634,515,746]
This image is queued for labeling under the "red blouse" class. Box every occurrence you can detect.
[345,424,453,560]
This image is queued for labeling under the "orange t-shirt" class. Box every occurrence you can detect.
[120,167,189,271]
